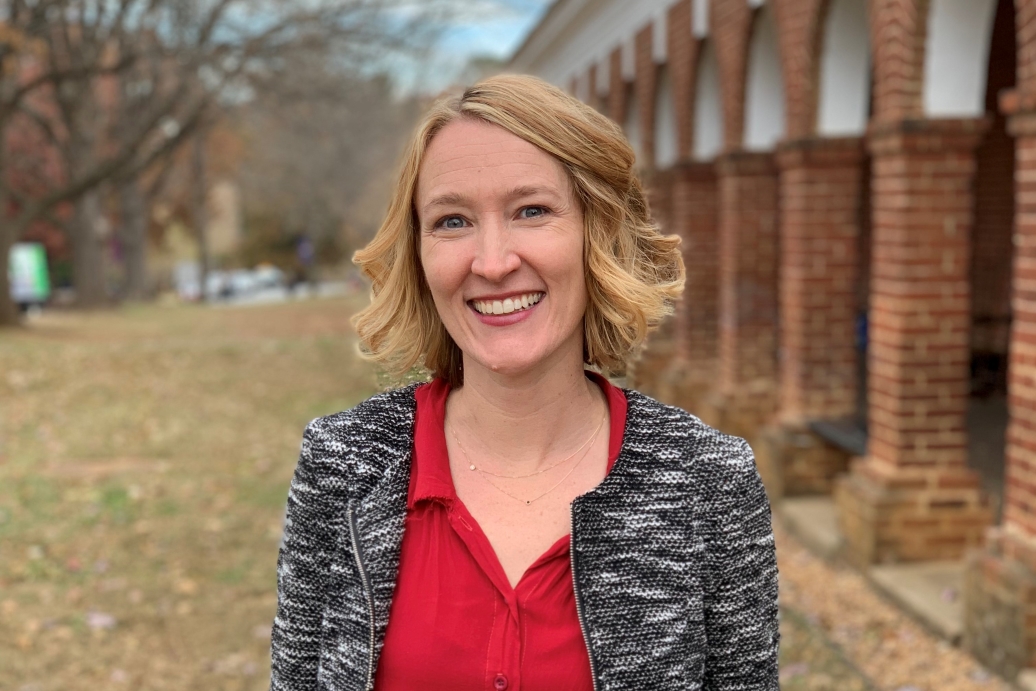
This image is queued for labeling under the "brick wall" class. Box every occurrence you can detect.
[672,162,719,371]
[776,137,865,422]
[716,151,780,413]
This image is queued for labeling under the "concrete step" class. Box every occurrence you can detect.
[777,495,965,646]
[778,496,843,560]
[866,561,964,644]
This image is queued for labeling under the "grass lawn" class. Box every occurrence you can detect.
[0,296,378,691]
[0,295,870,690]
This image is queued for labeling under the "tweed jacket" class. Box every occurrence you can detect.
[270,383,780,691]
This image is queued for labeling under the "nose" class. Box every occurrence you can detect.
[471,216,520,282]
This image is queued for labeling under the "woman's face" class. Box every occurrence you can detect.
[416,118,587,381]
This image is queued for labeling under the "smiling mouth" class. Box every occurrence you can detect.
[470,292,545,316]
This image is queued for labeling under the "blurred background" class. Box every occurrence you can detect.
[0,0,1028,689]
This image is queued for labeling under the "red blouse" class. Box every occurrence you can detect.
[373,373,627,691]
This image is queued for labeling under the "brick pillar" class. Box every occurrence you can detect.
[587,64,602,113]
[835,119,993,567]
[754,137,866,497]
[698,151,779,439]
[668,161,718,410]
[964,93,1036,681]
[633,169,679,396]
[607,47,626,124]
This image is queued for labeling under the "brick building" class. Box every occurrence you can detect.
[510,0,1036,681]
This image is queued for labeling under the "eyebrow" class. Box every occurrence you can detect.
[422,185,560,213]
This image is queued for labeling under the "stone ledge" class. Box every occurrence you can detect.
[867,561,965,644]
[778,496,843,560]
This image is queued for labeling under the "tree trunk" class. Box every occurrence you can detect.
[119,179,150,301]
[193,130,210,303]
[71,190,108,308]
[0,219,18,327]
[0,146,19,327]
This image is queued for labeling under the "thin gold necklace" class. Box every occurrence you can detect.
[453,417,604,506]
[450,412,606,479]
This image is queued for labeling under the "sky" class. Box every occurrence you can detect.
[400,0,553,94]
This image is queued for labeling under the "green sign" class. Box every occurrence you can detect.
[9,243,51,303]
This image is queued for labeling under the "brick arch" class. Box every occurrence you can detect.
[710,0,753,150]
[868,0,928,122]
[771,0,825,139]
[1016,0,1036,94]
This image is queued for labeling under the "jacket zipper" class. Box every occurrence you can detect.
[571,505,600,691]
[347,506,376,691]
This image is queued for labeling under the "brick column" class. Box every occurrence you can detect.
[835,119,993,566]
[668,161,718,409]
[698,151,779,439]
[607,47,626,125]
[633,169,679,396]
[965,93,1036,681]
[755,137,866,497]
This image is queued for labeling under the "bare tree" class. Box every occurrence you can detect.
[233,46,422,278]
[0,0,460,325]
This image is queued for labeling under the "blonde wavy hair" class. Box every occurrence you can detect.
[352,74,684,387]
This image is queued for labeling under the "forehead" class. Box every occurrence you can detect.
[416,118,569,206]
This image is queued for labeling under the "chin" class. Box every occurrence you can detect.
[469,349,547,378]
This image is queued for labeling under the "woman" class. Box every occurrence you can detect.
[271,74,779,691]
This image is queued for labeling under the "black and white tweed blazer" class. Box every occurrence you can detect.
[270,383,780,691]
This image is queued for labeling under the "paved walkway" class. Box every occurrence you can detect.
[775,518,1008,691]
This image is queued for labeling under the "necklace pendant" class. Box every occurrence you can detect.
[526,500,531,505]
[469,464,476,471]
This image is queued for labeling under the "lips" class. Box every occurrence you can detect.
[470,292,545,316]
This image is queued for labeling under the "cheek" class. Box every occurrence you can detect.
[420,239,467,305]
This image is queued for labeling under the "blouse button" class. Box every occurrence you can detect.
[493,674,509,690]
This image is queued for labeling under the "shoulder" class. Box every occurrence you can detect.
[298,382,423,487]
[621,387,757,482]
[307,382,422,442]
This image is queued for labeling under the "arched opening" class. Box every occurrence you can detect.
[816,0,870,136]
[623,82,642,164]
[744,4,786,151]
[813,0,874,435]
[693,40,723,161]
[968,0,1015,521]
[923,0,1000,117]
[654,66,678,169]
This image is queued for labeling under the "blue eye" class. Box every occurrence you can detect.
[436,215,467,230]
[520,206,547,219]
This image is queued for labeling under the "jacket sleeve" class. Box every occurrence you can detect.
[271,419,338,690]
[702,437,780,690]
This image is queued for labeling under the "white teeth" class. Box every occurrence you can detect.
[472,292,544,315]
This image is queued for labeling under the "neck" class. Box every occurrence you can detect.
[447,343,605,473]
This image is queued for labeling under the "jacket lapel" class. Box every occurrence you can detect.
[571,391,703,690]
[332,385,417,689]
